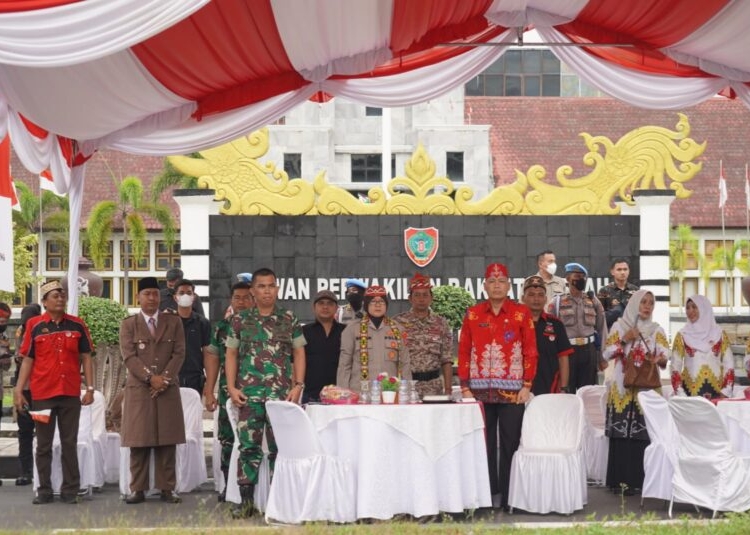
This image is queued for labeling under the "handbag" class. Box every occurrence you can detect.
[622,332,661,389]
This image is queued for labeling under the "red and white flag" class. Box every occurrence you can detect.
[29,409,51,424]
[0,135,15,293]
[719,161,728,209]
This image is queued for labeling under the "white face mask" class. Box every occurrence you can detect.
[545,262,557,276]
[176,294,194,308]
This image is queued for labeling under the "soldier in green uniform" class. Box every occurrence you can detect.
[225,268,306,518]
[206,281,254,502]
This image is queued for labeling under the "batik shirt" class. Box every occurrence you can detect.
[458,300,538,403]
[225,306,305,402]
[672,331,734,398]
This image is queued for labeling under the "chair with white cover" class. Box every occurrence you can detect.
[33,396,97,495]
[668,396,750,518]
[508,393,587,515]
[88,390,107,488]
[264,400,356,524]
[119,387,207,495]
[638,390,679,505]
[176,387,208,493]
[576,385,608,485]
[225,399,271,511]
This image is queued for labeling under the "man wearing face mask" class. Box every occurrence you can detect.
[336,278,367,323]
[174,279,213,398]
[533,250,567,303]
[547,263,607,393]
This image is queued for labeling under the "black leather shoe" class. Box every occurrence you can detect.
[160,490,181,504]
[15,476,32,486]
[125,491,145,504]
[32,494,54,505]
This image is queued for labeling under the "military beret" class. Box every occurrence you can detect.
[345,278,367,290]
[564,262,588,276]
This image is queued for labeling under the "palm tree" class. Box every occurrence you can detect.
[710,239,749,311]
[87,175,176,306]
[150,156,201,202]
[670,224,699,306]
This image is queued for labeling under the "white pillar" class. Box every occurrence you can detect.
[382,107,391,196]
[173,189,221,320]
[632,190,675,339]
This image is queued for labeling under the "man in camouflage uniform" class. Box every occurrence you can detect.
[206,281,253,502]
[597,258,639,328]
[225,268,306,518]
[546,263,607,393]
[394,274,453,397]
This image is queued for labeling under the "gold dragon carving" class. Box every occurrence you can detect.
[167,114,705,216]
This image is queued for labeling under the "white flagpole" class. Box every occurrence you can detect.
[720,160,728,314]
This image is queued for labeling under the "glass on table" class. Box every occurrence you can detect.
[408,380,420,403]
[359,380,370,404]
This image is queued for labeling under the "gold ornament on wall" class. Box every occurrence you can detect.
[167,114,705,216]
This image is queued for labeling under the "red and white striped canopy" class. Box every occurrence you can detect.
[1,0,748,303]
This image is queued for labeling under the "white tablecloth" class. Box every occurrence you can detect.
[305,403,491,519]
[716,399,750,454]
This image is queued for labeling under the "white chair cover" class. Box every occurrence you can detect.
[119,387,207,495]
[638,390,679,503]
[89,390,107,488]
[577,385,608,485]
[225,399,271,511]
[264,400,356,524]
[508,394,587,514]
[33,395,97,495]
[668,396,750,517]
[176,387,208,493]
[212,406,224,492]
[103,431,121,484]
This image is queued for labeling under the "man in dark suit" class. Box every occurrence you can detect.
[120,277,186,504]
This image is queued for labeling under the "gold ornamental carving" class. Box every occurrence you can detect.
[167,114,705,216]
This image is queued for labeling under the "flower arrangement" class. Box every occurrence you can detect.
[378,372,400,392]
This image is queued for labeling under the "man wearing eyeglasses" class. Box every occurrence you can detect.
[206,280,254,501]
[458,263,538,512]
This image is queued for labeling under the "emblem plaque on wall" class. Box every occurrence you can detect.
[404,227,439,267]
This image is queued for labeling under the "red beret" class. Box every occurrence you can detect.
[485,263,508,279]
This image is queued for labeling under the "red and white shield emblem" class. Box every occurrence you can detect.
[404,227,439,268]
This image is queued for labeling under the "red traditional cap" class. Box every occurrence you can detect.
[0,307,9,319]
[364,285,387,297]
[409,273,432,290]
[484,263,508,279]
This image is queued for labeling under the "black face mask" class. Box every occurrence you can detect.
[571,278,587,291]
[0,325,6,334]
[347,293,364,310]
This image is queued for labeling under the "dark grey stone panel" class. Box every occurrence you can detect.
[337,236,360,256]
[275,221,295,237]
[485,216,506,236]
[464,256,486,277]
[274,237,295,257]
[589,236,612,257]
[505,217,528,237]
[315,257,339,276]
[315,234,338,256]
[316,216,337,236]
[294,236,316,257]
[294,217,317,236]
[253,237,274,256]
[484,235,507,257]
[464,236,486,257]
[359,235,380,257]
[211,236,231,259]
[252,217,276,236]
[210,215,234,237]
[336,215,358,236]
[378,216,401,236]
[589,216,611,236]
[378,236,402,257]
[547,216,569,237]
[442,236,465,256]
[463,217,485,236]
[294,256,316,278]
[230,236,251,256]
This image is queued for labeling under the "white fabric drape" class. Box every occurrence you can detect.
[65,165,86,315]
[485,0,588,28]
[537,27,728,110]
[0,0,208,67]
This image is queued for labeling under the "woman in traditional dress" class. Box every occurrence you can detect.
[671,295,734,398]
[337,285,411,392]
[603,289,669,494]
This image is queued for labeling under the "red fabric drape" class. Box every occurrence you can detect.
[0,136,18,205]
[0,0,80,13]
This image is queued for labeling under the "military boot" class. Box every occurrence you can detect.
[231,484,255,519]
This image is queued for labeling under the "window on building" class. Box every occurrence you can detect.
[465,49,561,97]
[45,240,68,271]
[283,153,302,178]
[670,278,699,307]
[120,241,150,271]
[446,152,464,181]
[365,107,383,116]
[707,277,733,307]
[155,240,181,271]
[82,241,113,270]
[705,239,737,271]
[351,154,396,183]
[101,278,113,300]
[120,278,142,307]
[11,285,32,307]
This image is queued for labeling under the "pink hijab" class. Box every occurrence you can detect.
[679,294,722,353]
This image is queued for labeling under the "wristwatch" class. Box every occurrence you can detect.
[560,385,570,394]
[86,386,95,392]
[294,381,305,389]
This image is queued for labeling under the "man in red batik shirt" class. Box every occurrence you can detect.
[458,263,538,512]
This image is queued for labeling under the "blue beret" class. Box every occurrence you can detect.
[236,272,253,283]
[345,278,367,290]
[564,263,588,276]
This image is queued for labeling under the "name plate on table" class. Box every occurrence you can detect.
[422,395,452,404]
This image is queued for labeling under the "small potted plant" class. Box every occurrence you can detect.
[378,372,400,404]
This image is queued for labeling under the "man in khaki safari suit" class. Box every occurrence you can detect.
[120,277,186,504]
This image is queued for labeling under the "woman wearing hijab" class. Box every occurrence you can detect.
[337,285,411,392]
[603,290,669,494]
[671,295,734,398]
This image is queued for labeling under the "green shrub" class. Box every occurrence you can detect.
[431,285,475,331]
[77,296,129,348]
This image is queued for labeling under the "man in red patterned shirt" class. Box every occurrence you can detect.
[458,263,538,511]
